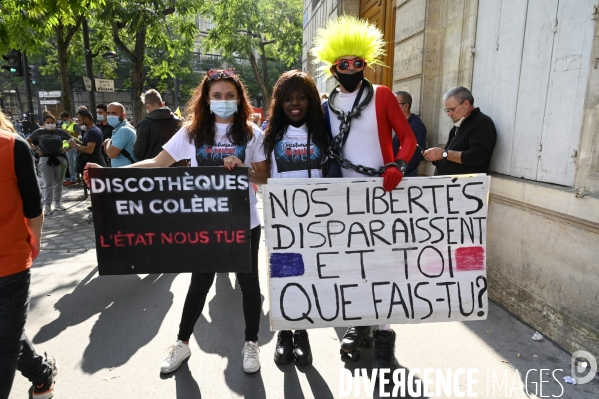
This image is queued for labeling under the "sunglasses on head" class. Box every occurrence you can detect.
[334,58,366,71]
[206,68,237,81]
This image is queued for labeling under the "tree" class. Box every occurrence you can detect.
[198,0,303,113]
[100,0,201,122]
[0,0,95,114]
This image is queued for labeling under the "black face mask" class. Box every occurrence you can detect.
[334,68,364,93]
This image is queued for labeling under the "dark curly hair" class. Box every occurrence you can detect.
[263,70,329,159]
[184,72,254,147]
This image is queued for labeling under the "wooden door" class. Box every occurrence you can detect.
[360,0,395,87]
[471,0,595,186]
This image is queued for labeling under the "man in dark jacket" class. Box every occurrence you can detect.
[134,89,182,162]
[96,104,114,166]
[423,86,496,175]
[393,90,427,176]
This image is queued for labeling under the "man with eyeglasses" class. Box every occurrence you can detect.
[423,86,496,175]
[311,15,416,373]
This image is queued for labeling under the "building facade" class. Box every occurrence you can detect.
[303,0,599,355]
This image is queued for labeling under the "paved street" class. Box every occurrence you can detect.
[9,186,599,399]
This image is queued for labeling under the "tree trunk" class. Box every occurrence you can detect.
[248,50,270,114]
[55,24,72,115]
[258,41,269,96]
[130,28,146,124]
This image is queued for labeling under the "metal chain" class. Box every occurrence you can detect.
[326,80,386,176]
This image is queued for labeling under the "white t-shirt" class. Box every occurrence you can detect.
[328,85,383,177]
[269,124,324,179]
[163,122,266,229]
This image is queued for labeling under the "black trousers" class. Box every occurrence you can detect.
[178,225,262,342]
[0,270,51,399]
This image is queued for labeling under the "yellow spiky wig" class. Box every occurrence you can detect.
[310,15,386,79]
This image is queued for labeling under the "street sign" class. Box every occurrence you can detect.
[95,79,114,92]
[40,100,61,105]
[39,91,62,98]
[83,76,92,92]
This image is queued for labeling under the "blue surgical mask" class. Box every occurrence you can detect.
[97,114,105,122]
[210,100,238,119]
[107,115,121,127]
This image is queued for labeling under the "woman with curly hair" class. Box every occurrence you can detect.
[85,69,269,374]
[263,69,329,365]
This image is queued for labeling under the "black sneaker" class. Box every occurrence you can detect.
[293,330,313,365]
[33,353,58,399]
[274,330,293,364]
[372,329,396,371]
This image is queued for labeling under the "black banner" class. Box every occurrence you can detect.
[89,167,252,275]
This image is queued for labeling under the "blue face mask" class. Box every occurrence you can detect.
[107,115,121,127]
[97,114,105,122]
[210,100,238,119]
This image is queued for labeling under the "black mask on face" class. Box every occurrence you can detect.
[334,67,364,93]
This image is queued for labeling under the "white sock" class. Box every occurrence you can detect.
[378,324,390,331]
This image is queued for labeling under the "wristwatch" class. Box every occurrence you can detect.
[442,151,448,159]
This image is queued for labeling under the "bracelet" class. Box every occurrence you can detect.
[248,168,256,179]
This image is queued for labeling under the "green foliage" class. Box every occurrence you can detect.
[199,0,302,67]
[1,0,302,116]
[196,0,302,112]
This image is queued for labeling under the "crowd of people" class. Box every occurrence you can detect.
[1,15,496,399]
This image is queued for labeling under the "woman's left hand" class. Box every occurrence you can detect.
[223,155,244,171]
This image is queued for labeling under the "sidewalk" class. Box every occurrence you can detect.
[9,186,599,398]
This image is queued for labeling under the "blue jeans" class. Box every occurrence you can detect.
[0,270,50,399]
[66,150,77,181]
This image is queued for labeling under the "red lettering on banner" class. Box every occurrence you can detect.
[213,230,246,243]
[100,235,111,247]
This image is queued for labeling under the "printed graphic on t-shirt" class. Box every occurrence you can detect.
[196,141,247,166]
[274,142,322,173]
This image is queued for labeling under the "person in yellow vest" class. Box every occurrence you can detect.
[59,112,81,185]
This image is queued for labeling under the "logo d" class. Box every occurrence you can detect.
[571,350,597,385]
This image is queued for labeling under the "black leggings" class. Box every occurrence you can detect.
[178,225,262,342]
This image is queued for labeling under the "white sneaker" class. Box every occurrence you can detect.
[242,341,260,373]
[54,203,66,211]
[160,340,191,374]
[43,205,52,216]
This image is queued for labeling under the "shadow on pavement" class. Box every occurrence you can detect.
[160,361,202,399]
[462,301,599,398]
[33,268,175,373]
[190,273,275,399]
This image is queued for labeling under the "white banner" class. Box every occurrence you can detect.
[263,175,490,330]
[95,78,114,92]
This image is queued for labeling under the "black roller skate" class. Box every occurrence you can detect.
[340,325,373,361]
